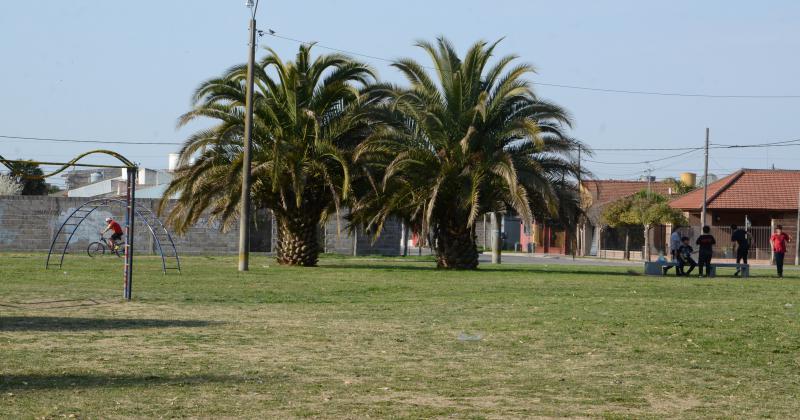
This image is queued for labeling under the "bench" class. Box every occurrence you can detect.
[644,262,749,278]
[708,263,750,278]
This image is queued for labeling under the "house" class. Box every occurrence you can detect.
[670,169,799,263]
[576,179,676,259]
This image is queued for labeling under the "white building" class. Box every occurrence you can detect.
[64,154,178,199]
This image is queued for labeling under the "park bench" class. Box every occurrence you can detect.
[644,261,749,278]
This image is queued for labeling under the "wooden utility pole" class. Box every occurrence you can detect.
[576,145,582,256]
[795,188,799,265]
[701,128,710,227]
[238,2,258,271]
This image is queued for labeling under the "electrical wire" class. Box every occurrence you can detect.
[262,30,800,99]
[584,149,700,165]
[0,135,181,146]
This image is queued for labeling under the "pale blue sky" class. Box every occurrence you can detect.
[1,1,799,185]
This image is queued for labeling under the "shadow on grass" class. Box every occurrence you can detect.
[317,263,637,277]
[0,316,219,332]
[0,373,245,390]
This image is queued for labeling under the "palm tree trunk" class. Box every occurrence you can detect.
[435,223,479,269]
[643,224,651,262]
[275,212,321,266]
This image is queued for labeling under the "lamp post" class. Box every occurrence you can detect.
[238,0,259,271]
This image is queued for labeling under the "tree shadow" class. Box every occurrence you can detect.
[0,373,245,391]
[0,316,219,332]
[316,263,638,277]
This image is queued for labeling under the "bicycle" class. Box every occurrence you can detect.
[87,235,126,258]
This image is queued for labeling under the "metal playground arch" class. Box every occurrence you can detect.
[45,198,181,274]
[1,150,179,300]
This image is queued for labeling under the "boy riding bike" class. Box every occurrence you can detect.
[101,217,124,252]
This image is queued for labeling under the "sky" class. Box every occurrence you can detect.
[1,0,799,187]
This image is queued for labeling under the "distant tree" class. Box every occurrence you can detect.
[664,177,696,195]
[9,160,48,195]
[602,190,687,261]
[46,184,62,195]
[0,173,22,196]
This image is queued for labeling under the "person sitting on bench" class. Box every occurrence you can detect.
[677,236,697,276]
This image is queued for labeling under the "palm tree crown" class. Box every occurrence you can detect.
[353,37,584,269]
[161,44,379,266]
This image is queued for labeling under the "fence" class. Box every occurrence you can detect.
[672,225,773,261]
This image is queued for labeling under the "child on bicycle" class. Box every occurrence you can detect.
[102,217,124,250]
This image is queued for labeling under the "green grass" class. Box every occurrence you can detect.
[1,253,799,419]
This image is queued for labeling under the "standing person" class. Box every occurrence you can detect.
[677,236,697,276]
[664,228,684,275]
[696,226,716,278]
[770,225,791,278]
[730,224,750,277]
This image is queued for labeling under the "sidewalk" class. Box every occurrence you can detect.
[488,252,799,270]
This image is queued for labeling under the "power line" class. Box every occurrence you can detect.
[262,30,800,99]
[0,135,181,146]
[585,149,700,165]
[712,138,800,148]
[3,133,800,153]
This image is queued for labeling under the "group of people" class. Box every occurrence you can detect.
[665,224,792,278]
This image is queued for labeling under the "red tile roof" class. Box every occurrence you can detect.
[582,180,673,206]
[670,169,800,211]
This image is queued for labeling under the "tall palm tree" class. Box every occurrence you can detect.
[160,44,381,266]
[352,37,585,269]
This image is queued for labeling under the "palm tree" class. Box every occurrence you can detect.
[160,44,381,266]
[352,37,585,269]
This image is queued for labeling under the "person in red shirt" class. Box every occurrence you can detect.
[102,217,124,250]
[770,225,791,278]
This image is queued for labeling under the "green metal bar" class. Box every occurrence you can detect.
[0,150,136,180]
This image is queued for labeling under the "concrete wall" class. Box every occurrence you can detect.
[0,196,413,258]
[0,196,246,255]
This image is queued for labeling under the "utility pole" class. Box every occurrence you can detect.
[795,188,799,265]
[701,128,710,227]
[576,145,582,257]
[238,0,258,271]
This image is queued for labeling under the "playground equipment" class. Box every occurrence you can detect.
[1,150,179,300]
[46,198,181,274]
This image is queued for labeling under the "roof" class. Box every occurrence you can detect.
[582,180,673,206]
[581,180,674,223]
[670,169,800,211]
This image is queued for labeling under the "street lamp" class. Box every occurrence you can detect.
[238,0,258,271]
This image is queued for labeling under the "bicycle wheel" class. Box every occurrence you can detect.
[113,243,126,258]
[87,242,106,257]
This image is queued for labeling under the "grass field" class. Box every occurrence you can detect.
[1,253,799,419]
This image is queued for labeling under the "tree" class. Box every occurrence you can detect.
[8,160,48,195]
[664,177,696,195]
[352,37,584,269]
[161,44,383,266]
[0,173,22,196]
[601,190,687,261]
